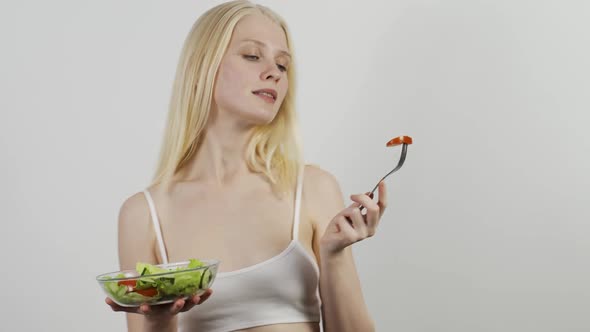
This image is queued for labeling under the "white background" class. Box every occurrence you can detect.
[1,0,589,331]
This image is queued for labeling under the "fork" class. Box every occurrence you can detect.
[359,135,412,211]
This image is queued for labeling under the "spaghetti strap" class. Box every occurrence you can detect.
[143,190,169,264]
[292,166,304,241]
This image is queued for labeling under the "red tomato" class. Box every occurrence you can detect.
[118,280,137,287]
[386,135,413,147]
[135,288,158,297]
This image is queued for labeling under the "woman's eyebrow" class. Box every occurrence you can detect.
[239,39,291,59]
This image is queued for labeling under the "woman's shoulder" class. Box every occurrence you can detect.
[303,164,345,226]
[117,190,159,269]
[119,190,147,217]
[117,186,158,229]
[119,179,169,217]
[303,164,343,197]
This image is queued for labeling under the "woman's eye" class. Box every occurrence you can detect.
[244,55,287,72]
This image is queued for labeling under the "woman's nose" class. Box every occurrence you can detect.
[260,61,282,82]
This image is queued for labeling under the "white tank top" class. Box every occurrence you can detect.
[143,167,322,332]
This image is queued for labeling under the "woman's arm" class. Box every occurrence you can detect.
[305,165,380,332]
[116,192,178,332]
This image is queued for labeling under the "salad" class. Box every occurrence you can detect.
[101,259,213,306]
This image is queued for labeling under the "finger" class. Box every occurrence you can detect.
[105,297,123,312]
[346,200,361,209]
[365,192,375,214]
[190,294,201,305]
[106,297,134,313]
[352,193,380,229]
[169,298,186,315]
[377,181,387,217]
[105,297,116,307]
[343,207,368,238]
[353,192,373,215]
[350,193,379,215]
[139,304,152,315]
[180,296,200,312]
[350,192,376,206]
[364,202,380,230]
[181,290,211,312]
[337,217,360,243]
[198,289,213,304]
[343,200,362,218]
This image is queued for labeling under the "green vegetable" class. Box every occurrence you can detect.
[102,259,212,305]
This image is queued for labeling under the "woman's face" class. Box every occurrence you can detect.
[213,14,290,126]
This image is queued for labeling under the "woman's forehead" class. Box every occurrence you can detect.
[230,14,288,51]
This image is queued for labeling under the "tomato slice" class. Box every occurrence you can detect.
[135,287,158,297]
[118,280,137,287]
[386,135,413,147]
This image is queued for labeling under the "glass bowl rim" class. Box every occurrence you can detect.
[96,259,220,282]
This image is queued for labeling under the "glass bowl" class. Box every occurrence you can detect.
[96,259,219,307]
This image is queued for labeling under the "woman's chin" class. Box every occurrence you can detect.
[241,109,278,126]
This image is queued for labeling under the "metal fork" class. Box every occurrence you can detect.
[359,136,412,212]
[368,142,409,196]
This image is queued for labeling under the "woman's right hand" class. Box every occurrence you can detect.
[105,288,213,321]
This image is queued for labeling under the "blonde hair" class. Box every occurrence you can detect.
[150,0,302,194]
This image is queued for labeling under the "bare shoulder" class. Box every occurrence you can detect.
[118,183,165,229]
[304,164,338,186]
[117,191,158,270]
[302,164,346,231]
[118,191,150,225]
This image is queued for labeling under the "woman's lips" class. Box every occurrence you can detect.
[253,91,276,104]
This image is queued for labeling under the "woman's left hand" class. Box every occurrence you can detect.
[319,181,387,255]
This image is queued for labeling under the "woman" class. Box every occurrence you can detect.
[106,1,387,331]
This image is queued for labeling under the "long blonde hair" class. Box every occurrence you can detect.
[151,0,302,194]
